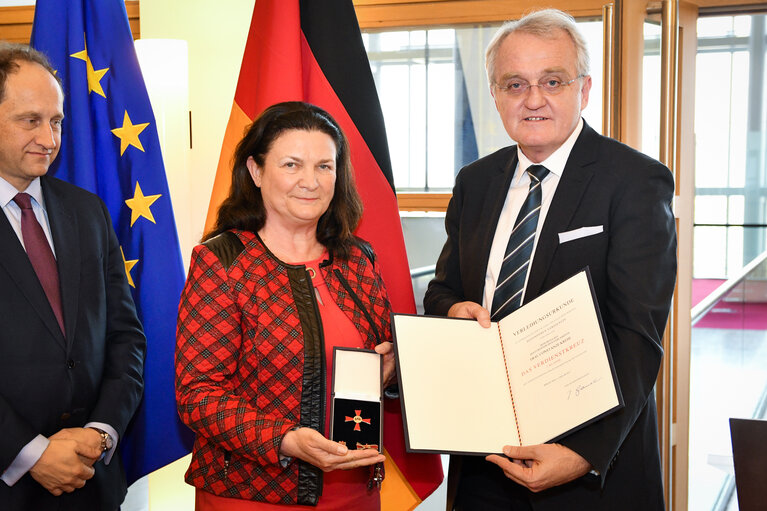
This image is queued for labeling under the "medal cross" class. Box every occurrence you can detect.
[345,409,372,431]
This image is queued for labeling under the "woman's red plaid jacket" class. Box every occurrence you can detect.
[175,230,392,505]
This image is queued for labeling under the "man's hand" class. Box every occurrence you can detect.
[374,342,396,387]
[29,430,102,496]
[486,443,591,492]
[51,428,103,467]
[447,301,491,328]
[280,427,385,472]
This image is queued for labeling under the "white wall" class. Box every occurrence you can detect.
[123,3,256,509]
[139,0,255,266]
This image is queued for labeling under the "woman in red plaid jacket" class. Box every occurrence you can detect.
[176,102,395,510]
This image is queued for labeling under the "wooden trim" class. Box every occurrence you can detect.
[602,3,616,139]
[0,6,33,25]
[693,0,767,7]
[0,6,35,44]
[671,4,698,509]
[127,1,141,39]
[657,2,679,506]
[397,193,452,212]
[0,1,140,44]
[354,0,605,28]
[357,0,608,212]
[619,0,646,151]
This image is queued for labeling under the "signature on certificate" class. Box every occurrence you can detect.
[567,377,602,399]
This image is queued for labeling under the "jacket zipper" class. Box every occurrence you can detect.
[305,267,326,497]
[306,268,327,453]
[223,451,231,478]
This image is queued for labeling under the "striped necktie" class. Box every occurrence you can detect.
[13,192,65,335]
[491,164,549,320]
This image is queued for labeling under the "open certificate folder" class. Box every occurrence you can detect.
[392,270,623,455]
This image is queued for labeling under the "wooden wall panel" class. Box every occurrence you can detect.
[397,193,451,212]
[0,1,139,44]
[354,0,603,28]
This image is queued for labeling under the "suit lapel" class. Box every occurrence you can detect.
[467,151,518,302]
[42,177,80,350]
[526,124,599,301]
[0,185,67,349]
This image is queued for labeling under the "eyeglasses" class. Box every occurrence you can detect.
[494,75,585,96]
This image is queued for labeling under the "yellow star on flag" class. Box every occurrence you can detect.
[111,111,150,155]
[70,37,109,98]
[125,182,162,227]
[120,246,138,288]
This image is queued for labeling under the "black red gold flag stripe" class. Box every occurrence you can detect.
[204,1,444,508]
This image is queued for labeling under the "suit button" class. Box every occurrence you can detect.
[61,412,71,421]
[67,359,76,369]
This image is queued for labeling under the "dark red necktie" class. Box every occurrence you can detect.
[13,192,65,335]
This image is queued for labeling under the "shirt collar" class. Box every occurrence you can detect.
[516,117,584,181]
[0,175,45,209]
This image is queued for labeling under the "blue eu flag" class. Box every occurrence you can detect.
[31,0,193,484]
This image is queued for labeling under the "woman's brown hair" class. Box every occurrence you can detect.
[204,101,364,258]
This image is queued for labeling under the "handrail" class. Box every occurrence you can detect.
[690,249,767,510]
[691,248,767,325]
[410,265,436,279]
[412,248,767,320]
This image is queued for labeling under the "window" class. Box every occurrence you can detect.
[693,14,767,278]
[363,21,605,196]
[688,13,767,511]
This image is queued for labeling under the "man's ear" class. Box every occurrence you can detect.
[579,75,593,111]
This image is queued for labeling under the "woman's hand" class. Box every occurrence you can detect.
[280,427,385,472]
[375,342,396,387]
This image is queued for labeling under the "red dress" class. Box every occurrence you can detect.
[196,255,380,510]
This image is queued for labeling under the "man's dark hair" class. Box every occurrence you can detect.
[205,101,364,259]
[0,42,62,102]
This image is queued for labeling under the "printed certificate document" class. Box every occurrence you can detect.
[392,270,623,455]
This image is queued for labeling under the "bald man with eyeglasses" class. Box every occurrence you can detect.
[425,9,676,511]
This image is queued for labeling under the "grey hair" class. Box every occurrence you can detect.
[485,8,590,86]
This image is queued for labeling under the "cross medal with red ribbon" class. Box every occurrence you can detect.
[344,410,371,431]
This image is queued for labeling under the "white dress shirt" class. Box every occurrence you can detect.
[482,118,584,311]
[0,176,56,256]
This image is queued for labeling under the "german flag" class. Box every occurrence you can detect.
[204,1,443,509]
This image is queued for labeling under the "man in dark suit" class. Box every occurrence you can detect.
[0,44,145,510]
[424,9,676,511]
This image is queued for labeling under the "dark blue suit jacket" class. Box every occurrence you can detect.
[0,175,145,511]
[425,122,676,510]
